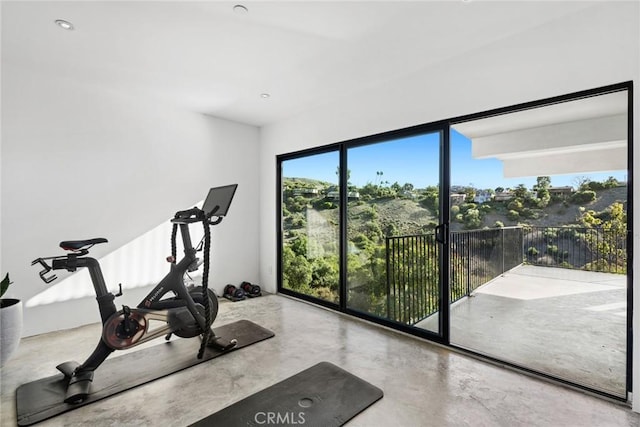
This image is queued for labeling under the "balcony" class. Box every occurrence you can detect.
[386,226,626,324]
[386,226,627,396]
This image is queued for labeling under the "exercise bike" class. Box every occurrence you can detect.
[31,184,239,404]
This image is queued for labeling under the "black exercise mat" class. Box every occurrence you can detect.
[190,361,383,427]
[16,319,274,426]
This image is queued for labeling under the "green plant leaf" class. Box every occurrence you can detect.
[1,273,12,298]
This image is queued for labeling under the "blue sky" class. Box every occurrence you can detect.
[282,130,627,190]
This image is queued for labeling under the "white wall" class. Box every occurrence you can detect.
[1,60,260,336]
[259,2,640,406]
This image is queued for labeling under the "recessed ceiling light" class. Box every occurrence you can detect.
[233,5,248,14]
[260,93,271,99]
[54,19,74,30]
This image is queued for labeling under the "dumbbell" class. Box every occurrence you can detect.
[224,284,245,300]
[240,281,262,297]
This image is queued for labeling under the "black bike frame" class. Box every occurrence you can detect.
[48,217,209,371]
[137,220,209,332]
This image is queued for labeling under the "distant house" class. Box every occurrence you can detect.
[473,190,492,204]
[327,191,340,200]
[494,191,514,202]
[293,187,319,197]
[548,186,573,198]
[326,190,360,201]
[450,193,466,205]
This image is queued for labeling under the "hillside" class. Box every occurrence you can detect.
[477,186,627,230]
[283,178,627,237]
[281,178,628,302]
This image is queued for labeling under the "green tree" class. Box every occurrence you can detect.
[282,246,312,290]
[507,199,523,211]
[571,190,596,204]
[311,256,339,291]
[290,235,308,256]
[535,176,551,207]
[579,202,627,273]
[604,176,620,188]
[463,208,482,229]
[402,182,414,192]
[513,184,529,199]
[420,186,439,214]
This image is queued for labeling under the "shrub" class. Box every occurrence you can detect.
[571,190,596,204]
[507,210,519,221]
[461,203,477,213]
[494,221,504,228]
[507,199,523,211]
[543,229,556,243]
[586,181,605,191]
[352,233,370,250]
[464,208,482,229]
[291,216,306,228]
[527,246,539,257]
[365,206,379,220]
[480,204,492,213]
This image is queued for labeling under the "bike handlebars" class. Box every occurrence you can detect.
[172,205,221,224]
[174,207,203,219]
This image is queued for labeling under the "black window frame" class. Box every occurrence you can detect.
[276,81,634,401]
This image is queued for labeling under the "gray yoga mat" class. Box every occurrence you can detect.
[16,319,274,426]
[190,361,383,427]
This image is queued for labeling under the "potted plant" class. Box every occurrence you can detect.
[1,273,22,366]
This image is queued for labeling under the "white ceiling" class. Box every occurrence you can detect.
[1,1,598,127]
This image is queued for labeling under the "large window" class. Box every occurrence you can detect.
[280,151,340,304]
[277,82,632,401]
[278,129,446,337]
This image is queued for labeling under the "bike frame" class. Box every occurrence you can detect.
[46,217,211,371]
[30,184,238,404]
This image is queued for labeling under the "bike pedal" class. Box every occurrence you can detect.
[56,361,80,378]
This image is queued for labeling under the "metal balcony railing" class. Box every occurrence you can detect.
[522,226,627,274]
[386,226,625,326]
[386,234,439,325]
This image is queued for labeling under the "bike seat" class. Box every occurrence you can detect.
[60,238,108,251]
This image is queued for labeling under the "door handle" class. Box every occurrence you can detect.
[435,223,448,244]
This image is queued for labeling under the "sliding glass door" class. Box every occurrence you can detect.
[278,82,631,401]
[345,133,444,335]
[448,88,630,398]
[279,129,448,337]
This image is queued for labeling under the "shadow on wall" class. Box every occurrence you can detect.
[26,200,206,308]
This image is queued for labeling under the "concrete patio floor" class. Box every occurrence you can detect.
[416,265,627,398]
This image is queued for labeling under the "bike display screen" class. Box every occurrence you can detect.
[202,184,238,217]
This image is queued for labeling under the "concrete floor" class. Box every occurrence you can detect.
[1,294,638,426]
[417,265,627,398]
